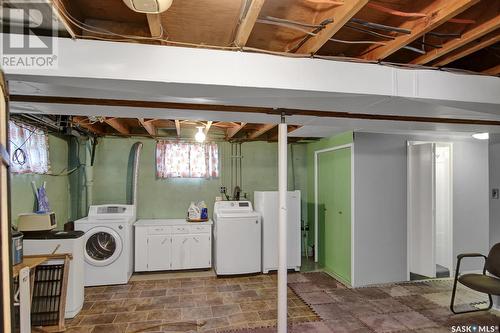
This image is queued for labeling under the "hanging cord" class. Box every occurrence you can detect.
[10,122,38,166]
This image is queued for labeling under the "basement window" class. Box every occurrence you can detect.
[9,121,50,174]
[156,141,219,179]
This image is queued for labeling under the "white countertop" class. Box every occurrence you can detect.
[134,219,213,227]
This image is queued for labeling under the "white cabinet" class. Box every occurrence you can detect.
[148,234,172,271]
[134,219,212,272]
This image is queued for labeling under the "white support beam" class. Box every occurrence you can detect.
[4,36,500,107]
[277,121,288,333]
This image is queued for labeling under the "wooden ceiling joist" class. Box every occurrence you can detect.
[205,121,213,135]
[72,116,105,135]
[139,118,156,136]
[483,64,500,75]
[295,0,369,54]
[410,15,500,65]
[175,120,181,137]
[51,0,80,38]
[433,32,500,66]
[361,0,479,61]
[247,124,276,139]
[268,125,301,141]
[105,117,130,135]
[234,0,266,47]
[226,122,247,139]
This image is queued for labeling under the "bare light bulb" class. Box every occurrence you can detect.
[472,132,489,140]
[195,127,206,143]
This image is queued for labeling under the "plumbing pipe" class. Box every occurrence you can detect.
[84,140,94,211]
[131,142,143,207]
[277,119,288,333]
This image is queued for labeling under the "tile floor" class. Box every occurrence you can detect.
[64,272,500,333]
[64,274,319,333]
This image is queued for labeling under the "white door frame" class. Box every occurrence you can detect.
[314,143,355,286]
[406,141,454,280]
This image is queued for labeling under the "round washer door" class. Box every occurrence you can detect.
[84,226,123,267]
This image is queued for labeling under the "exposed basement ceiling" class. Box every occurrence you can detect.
[16,0,498,75]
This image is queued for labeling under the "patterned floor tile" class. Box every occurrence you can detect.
[64,272,500,333]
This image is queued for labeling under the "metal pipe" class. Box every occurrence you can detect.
[131,142,143,207]
[277,118,288,333]
[403,45,426,54]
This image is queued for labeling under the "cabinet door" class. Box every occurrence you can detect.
[189,234,211,269]
[147,235,172,271]
[171,235,189,270]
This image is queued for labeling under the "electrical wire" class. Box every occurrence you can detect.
[328,38,387,45]
[49,0,486,77]
[256,19,318,36]
[261,16,324,29]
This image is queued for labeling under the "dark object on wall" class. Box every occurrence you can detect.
[450,243,500,314]
[64,221,74,231]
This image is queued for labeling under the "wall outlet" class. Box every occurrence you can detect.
[220,186,226,193]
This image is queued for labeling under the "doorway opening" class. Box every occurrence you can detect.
[407,142,453,281]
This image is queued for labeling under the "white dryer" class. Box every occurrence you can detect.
[75,204,135,286]
[213,201,261,275]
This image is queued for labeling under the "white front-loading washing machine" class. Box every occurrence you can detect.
[75,204,135,286]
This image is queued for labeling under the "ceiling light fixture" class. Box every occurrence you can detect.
[472,132,489,140]
[122,0,173,14]
[195,126,206,143]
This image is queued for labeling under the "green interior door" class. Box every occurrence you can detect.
[318,147,351,284]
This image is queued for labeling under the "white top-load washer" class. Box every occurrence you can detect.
[213,201,261,275]
[23,230,85,318]
[74,204,136,286]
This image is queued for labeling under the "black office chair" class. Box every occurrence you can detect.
[450,243,500,314]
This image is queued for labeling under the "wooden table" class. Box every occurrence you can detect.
[12,256,48,278]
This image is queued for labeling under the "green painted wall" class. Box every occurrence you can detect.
[10,134,71,228]
[91,137,308,220]
[305,132,353,257]
[318,147,351,283]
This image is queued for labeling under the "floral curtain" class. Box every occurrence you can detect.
[9,121,50,174]
[156,141,219,179]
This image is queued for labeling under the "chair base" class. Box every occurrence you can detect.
[450,278,494,314]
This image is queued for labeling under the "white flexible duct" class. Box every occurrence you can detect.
[131,142,143,207]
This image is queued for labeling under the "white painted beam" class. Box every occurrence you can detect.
[3,35,500,106]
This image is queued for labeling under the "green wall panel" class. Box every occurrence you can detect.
[305,131,353,250]
[318,147,351,283]
[91,138,308,220]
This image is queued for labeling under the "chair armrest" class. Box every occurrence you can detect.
[456,253,488,276]
[457,253,487,260]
